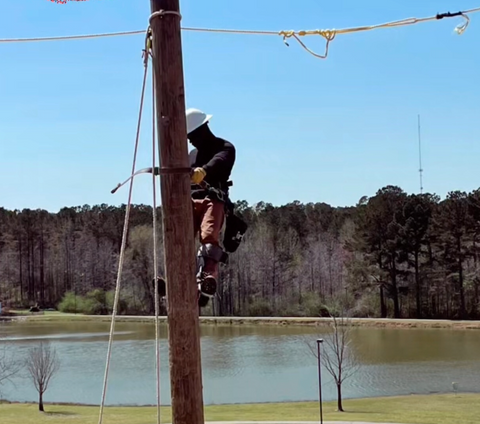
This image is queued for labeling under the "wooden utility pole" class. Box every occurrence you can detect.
[149,1,205,424]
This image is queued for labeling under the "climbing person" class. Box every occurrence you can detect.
[153,107,236,308]
[187,107,236,307]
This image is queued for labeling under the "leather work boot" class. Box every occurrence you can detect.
[197,272,216,308]
[197,292,210,308]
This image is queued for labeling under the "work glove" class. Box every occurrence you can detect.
[191,167,206,184]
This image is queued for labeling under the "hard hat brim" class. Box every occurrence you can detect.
[203,114,213,125]
[190,114,212,133]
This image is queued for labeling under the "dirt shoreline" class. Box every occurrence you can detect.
[4,313,480,330]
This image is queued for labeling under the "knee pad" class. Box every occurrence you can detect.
[197,243,229,264]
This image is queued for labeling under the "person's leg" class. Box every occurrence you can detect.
[197,198,225,297]
[193,198,214,307]
[192,198,203,237]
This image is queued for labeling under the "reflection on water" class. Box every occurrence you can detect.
[0,331,135,342]
[351,327,480,363]
[1,321,479,406]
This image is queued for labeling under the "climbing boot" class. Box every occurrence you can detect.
[152,276,167,298]
[197,292,210,308]
[197,273,217,298]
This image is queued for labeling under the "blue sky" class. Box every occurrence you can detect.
[1,0,479,212]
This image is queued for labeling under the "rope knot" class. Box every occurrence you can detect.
[278,28,336,59]
[318,29,336,40]
[434,10,470,35]
[279,30,295,38]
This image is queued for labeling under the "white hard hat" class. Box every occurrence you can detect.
[185,108,212,134]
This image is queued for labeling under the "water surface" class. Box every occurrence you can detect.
[1,321,479,406]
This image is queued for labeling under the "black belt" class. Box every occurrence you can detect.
[192,183,231,201]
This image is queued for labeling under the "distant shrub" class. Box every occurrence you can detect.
[299,293,331,317]
[104,290,128,315]
[82,289,108,315]
[247,298,274,317]
[57,292,86,314]
[57,289,128,315]
[349,291,380,318]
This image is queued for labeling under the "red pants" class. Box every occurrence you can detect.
[192,197,225,280]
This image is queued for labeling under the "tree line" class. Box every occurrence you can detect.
[1,185,479,320]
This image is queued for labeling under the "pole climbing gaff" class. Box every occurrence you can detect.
[110,166,192,194]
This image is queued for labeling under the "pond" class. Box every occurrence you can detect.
[1,320,479,406]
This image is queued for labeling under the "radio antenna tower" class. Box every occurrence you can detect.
[417,114,424,194]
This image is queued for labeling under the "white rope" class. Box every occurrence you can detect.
[97,48,150,424]
[0,30,145,43]
[150,44,162,424]
[0,6,478,45]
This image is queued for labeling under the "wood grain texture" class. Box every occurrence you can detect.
[149,1,205,423]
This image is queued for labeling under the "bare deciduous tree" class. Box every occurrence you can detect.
[26,341,60,412]
[0,342,22,394]
[304,314,360,412]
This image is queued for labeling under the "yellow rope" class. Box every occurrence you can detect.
[0,6,478,58]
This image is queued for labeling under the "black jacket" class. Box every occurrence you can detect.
[189,137,235,191]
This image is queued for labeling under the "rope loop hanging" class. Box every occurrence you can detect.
[97,30,164,424]
[279,29,337,59]
[1,6,478,60]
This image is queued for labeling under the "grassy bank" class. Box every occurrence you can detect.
[5,309,480,330]
[0,393,478,424]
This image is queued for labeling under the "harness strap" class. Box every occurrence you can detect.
[191,180,232,204]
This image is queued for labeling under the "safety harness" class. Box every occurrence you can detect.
[190,180,232,204]
[190,180,248,256]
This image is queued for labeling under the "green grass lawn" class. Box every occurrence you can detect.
[0,393,478,424]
